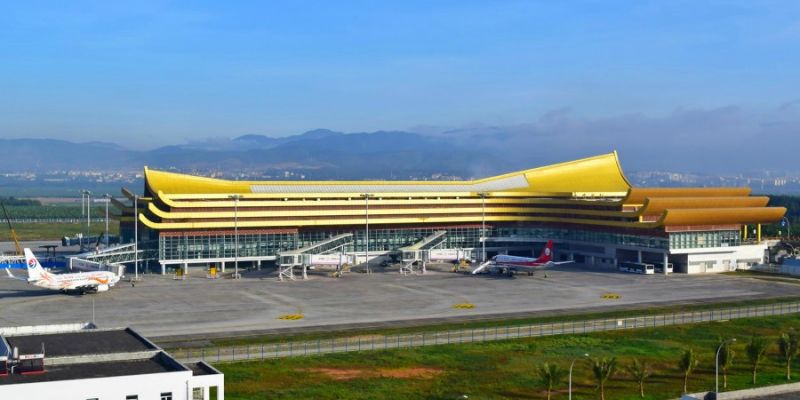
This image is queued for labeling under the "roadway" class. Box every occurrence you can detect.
[0,264,798,340]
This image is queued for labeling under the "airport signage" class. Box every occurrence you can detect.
[307,254,351,266]
[429,249,463,261]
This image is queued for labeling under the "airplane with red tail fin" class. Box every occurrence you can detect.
[472,240,573,276]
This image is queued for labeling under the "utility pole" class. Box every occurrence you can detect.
[103,194,111,246]
[478,192,488,262]
[361,193,373,274]
[82,190,92,250]
[134,193,138,280]
[229,194,243,279]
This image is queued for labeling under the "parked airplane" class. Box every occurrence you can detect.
[472,240,573,276]
[4,248,119,294]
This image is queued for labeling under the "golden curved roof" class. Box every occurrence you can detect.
[144,151,632,197]
[624,187,751,205]
[135,152,786,232]
[638,196,770,216]
[660,207,787,225]
[517,151,631,195]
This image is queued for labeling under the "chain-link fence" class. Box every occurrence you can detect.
[173,301,800,364]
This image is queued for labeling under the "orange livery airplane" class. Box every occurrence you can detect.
[5,248,120,294]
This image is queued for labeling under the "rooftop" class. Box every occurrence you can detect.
[0,354,183,386]
[3,328,156,358]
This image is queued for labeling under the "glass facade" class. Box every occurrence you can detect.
[160,224,750,262]
[159,227,490,262]
[668,230,740,249]
[496,227,669,250]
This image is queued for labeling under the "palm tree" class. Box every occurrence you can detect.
[537,362,567,400]
[717,338,735,389]
[746,335,769,384]
[678,349,699,394]
[778,330,799,380]
[589,357,616,400]
[625,358,651,398]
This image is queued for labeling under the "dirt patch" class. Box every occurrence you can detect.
[305,367,443,381]
[306,368,367,380]
[378,367,443,379]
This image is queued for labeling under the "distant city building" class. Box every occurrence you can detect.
[0,323,223,400]
[118,152,785,275]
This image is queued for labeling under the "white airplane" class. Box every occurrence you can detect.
[472,240,573,276]
[5,248,120,294]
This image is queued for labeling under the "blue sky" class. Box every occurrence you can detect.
[2,1,799,149]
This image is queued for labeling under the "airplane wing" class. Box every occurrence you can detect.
[5,268,28,281]
[471,261,494,274]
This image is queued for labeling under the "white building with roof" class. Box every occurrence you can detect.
[0,322,223,400]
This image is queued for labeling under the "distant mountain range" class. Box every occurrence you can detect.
[5,111,797,181]
[0,130,510,180]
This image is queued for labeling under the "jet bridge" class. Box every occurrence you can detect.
[67,242,154,276]
[277,233,354,281]
[398,230,447,275]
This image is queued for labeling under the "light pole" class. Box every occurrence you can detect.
[478,193,488,262]
[782,217,791,240]
[103,194,111,247]
[716,338,736,394]
[85,190,92,229]
[82,190,92,249]
[133,193,139,280]
[569,353,590,400]
[361,193,373,274]
[229,194,243,279]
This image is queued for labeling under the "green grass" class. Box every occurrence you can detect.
[159,296,800,349]
[218,314,800,399]
[0,222,119,241]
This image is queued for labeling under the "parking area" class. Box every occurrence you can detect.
[0,263,797,339]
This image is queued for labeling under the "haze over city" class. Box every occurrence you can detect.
[1,1,799,176]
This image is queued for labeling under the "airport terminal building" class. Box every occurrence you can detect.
[117,152,785,275]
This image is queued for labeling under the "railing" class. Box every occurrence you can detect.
[8,218,108,224]
[173,301,800,364]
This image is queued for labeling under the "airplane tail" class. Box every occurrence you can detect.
[537,240,554,263]
[23,248,47,281]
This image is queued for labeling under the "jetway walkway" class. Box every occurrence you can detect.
[398,230,447,275]
[277,233,354,281]
[68,242,156,271]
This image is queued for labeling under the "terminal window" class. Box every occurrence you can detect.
[161,393,173,400]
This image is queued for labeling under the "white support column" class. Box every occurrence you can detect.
[160,263,165,275]
[637,250,643,263]
[302,264,308,280]
[183,262,189,276]
[220,261,226,272]
[663,253,669,275]
[256,260,261,271]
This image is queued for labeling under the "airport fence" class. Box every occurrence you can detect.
[173,301,800,364]
[9,218,107,224]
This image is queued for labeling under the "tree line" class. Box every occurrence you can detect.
[536,330,799,399]
[0,196,41,206]
[762,195,800,237]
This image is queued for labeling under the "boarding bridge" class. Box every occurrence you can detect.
[277,233,354,281]
[398,230,447,275]
[0,255,24,268]
[68,243,155,272]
